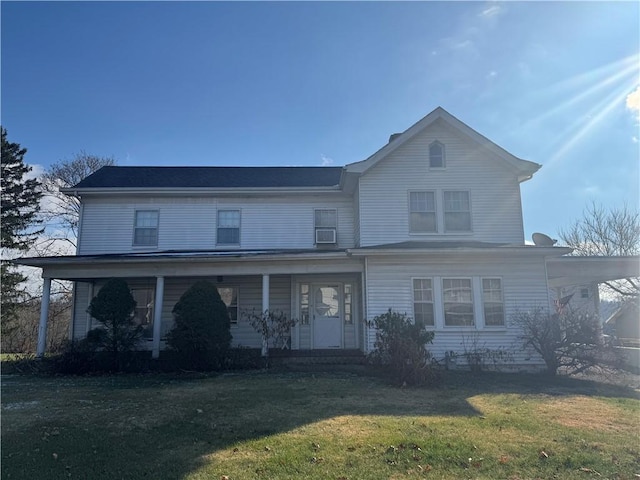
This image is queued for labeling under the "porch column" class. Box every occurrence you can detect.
[261,274,270,357]
[151,276,165,359]
[36,277,52,358]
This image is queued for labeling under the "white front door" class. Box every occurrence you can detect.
[312,284,342,348]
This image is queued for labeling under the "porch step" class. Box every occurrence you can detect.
[269,349,366,365]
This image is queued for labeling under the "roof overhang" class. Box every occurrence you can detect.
[546,256,640,288]
[348,241,571,258]
[61,186,346,198]
[14,249,364,281]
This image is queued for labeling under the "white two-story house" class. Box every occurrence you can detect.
[22,107,572,366]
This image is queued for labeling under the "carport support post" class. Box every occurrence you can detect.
[36,277,52,358]
[261,274,270,357]
[151,276,164,359]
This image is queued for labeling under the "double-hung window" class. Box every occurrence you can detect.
[409,192,437,233]
[217,210,240,245]
[443,191,471,232]
[443,278,474,326]
[218,287,238,324]
[413,278,435,326]
[482,278,504,326]
[314,208,337,243]
[133,210,159,246]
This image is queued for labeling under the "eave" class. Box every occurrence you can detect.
[61,185,346,198]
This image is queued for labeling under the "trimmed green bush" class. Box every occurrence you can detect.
[368,309,436,386]
[166,280,232,370]
[86,278,142,371]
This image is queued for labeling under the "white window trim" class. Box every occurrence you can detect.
[480,277,506,329]
[132,209,159,248]
[216,209,241,246]
[408,191,438,235]
[411,277,436,328]
[314,208,338,245]
[442,190,473,233]
[428,140,446,169]
[442,277,476,328]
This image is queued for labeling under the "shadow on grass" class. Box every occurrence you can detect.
[1,367,638,479]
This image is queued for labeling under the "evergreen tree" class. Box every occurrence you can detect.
[86,278,142,371]
[1,127,43,327]
[167,281,232,370]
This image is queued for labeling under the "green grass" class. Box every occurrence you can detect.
[2,369,639,479]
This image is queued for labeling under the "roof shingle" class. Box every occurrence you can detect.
[72,166,343,189]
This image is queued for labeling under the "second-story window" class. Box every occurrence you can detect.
[315,208,337,244]
[409,191,436,233]
[443,191,471,232]
[429,141,445,168]
[133,210,159,246]
[217,210,240,245]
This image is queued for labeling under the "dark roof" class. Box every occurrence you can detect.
[72,166,344,189]
[354,241,511,250]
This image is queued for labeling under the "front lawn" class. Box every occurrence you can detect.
[2,369,639,479]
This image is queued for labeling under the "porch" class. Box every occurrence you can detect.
[17,249,366,358]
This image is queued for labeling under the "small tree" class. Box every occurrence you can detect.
[86,278,142,371]
[166,281,232,370]
[368,309,435,386]
[41,152,115,247]
[244,309,297,363]
[513,308,621,376]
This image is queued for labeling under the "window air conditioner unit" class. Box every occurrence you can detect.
[315,228,337,244]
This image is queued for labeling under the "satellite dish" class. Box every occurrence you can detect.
[532,232,557,246]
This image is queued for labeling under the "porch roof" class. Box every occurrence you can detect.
[14,248,363,280]
[347,241,572,257]
[546,255,640,288]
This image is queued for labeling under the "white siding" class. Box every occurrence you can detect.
[358,120,525,246]
[78,195,355,254]
[364,254,550,367]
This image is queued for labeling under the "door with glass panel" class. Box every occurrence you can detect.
[311,284,342,348]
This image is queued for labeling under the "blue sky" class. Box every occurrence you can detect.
[2,1,639,242]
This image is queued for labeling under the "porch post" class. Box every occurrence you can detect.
[261,274,270,357]
[151,276,165,359]
[36,277,52,358]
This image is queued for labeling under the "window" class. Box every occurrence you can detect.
[443,278,474,326]
[580,287,589,299]
[131,288,154,339]
[314,209,337,243]
[429,141,445,168]
[133,210,159,246]
[344,283,353,324]
[217,210,240,245]
[413,278,434,326]
[300,284,310,325]
[482,278,504,326]
[218,287,238,324]
[409,191,437,233]
[443,191,471,231]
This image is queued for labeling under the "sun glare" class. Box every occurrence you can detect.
[521,54,639,169]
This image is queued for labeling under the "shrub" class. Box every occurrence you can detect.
[368,309,435,386]
[513,307,622,376]
[86,278,142,371]
[244,309,297,363]
[166,280,232,370]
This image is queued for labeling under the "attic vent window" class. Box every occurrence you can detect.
[429,141,445,168]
